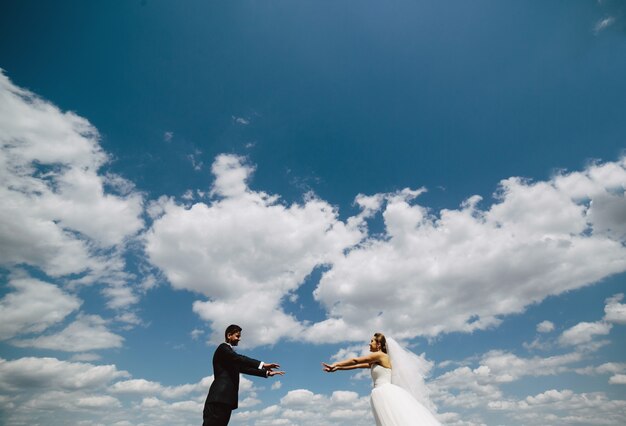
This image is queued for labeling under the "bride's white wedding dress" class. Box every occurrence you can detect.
[370,364,441,425]
[369,338,442,426]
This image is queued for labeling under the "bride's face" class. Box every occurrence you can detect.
[369,337,380,352]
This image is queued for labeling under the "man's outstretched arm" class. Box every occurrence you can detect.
[240,365,285,378]
[218,344,285,375]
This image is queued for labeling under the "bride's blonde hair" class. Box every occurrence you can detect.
[374,332,388,353]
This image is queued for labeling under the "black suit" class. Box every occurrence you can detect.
[203,343,268,425]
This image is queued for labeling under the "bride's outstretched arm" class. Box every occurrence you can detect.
[322,352,383,373]
[322,362,369,372]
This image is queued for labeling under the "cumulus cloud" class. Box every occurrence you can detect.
[109,375,213,400]
[0,70,144,307]
[190,328,204,340]
[558,321,612,346]
[609,374,626,385]
[233,389,374,426]
[145,154,364,346]
[576,362,626,379]
[433,349,582,401]
[0,357,137,425]
[0,357,128,393]
[537,320,555,333]
[0,356,215,425]
[604,293,626,324]
[431,325,626,425]
[145,153,626,347]
[308,158,626,343]
[12,314,124,352]
[430,347,589,418]
[2,351,622,426]
[105,375,260,426]
[488,388,626,425]
[0,275,80,340]
[110,378,164,395]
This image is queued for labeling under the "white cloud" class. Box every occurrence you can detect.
[330,344,367,362]
[558,321,612,346]
[70,353,102,362]
[604,293,626,324]
[7,369,373,426]
[479,350,582,382]
[233,389,373,426]
[21,390,122,413]
[308,159,626,343]
[145,154,364,346]
[102,285,140,310]
[0,70,144,308]
[525,388,574,405]
[109,378,163,395]
[190,328,204,340]
[488,388,626,425]
[145,154,626,347]
[12,314,124,352]
[181,189,194,200]
[0,275,81,340]
[576,362,626,376]
[609,374,626,385]
[188,150,203,171]
[130,395,210,426]
[280,389,324,407]
[0,357,128,392]
[240,395,262,408]
[431,337,626,424]
[537,320,555,333]
[107,375,260,425]
[594,0,626,35]
[114,311,143,327]
[0,356,214,425]
[232,116,250,125]
[595,16,616,33]
[431,349,585,413]
[109,375,213,400]
[76,395,122,409]
[582,364,626,388]
[3,351,622,426]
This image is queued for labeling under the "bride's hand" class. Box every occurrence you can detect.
[321,362,337,372]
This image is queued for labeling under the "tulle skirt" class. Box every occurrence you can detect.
[371,383,441,426]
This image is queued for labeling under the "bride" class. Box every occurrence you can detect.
[322,333,441,426]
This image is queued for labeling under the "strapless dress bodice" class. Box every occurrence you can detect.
[371,363,392,388]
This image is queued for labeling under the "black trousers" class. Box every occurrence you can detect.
[203,402,232,426]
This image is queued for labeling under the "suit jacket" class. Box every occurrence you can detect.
[206,343,267,409]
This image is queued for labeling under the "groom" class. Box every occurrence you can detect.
[203,324,284,426]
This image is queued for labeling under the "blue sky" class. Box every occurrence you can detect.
[1,1,626,425]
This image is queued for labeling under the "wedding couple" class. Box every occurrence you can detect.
[203,325,440,426]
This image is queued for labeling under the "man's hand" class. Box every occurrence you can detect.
[263,362,281,370]
[263,362,284,377]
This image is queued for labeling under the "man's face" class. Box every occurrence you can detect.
[227,331,241,346]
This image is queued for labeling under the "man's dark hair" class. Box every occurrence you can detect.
[224,324,242,341]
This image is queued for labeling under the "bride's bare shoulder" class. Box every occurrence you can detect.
[380,353,392,369]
